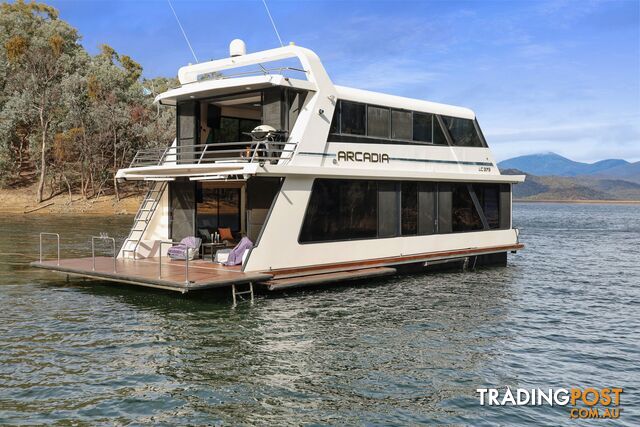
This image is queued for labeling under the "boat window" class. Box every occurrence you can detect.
[401,182,418,235]
[451,184,483,232]
[413,112,432,143]
[287,89,308,132]
[417,182,436,235]
[473,183,500,229]
[367,105,390,138]
[437,183,452,234]
[196,183,241,235]
[340,101,366,135]
[378,182,400,238]
[392,110,412,140]
[441,116,484,147]
[299,179,377,242]
[330,102,339,134]
[177,101,198,163]
[219,117,260,143]
[499,184,511,230]
[300,179,509,243]
[433,116,448,145]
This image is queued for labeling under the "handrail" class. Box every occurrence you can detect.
[128,140,298,168]
[158,241,191,285]
[39,232,60,265]
[91,235,117,273]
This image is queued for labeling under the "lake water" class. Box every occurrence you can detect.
[0,203,638,425]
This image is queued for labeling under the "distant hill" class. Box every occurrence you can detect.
[501,168,640,201]
[498,152,631,176]
[592,161,640,183]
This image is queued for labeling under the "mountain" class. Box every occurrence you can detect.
[497,153,630,177]
[501,169,640,201]
[593,161,640,183]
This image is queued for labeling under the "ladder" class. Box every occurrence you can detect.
[120,181,167,259]
[231,283,254,306]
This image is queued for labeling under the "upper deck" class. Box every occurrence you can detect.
[116,42,524,185]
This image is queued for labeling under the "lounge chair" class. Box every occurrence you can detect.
[224,237,253,266]
[167,236,202,261]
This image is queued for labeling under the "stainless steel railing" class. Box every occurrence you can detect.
[91,235,117,273]
[129,140,297,168]
[158,241,192,285]
[39,232,60,265]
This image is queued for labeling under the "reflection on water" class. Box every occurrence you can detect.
[0,204,638,425]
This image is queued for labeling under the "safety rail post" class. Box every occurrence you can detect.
[159,241,191,285]
[39,232,60,265]
[91,235,117,273]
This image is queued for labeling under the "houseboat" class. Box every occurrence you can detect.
[33,40,525,298]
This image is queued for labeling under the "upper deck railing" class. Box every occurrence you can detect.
[129,140,297,168]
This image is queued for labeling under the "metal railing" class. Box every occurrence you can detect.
[91,235,117,273]
[198,66,308,82]
[129,140,297,168]
[39,232,60,265]
[158,241,192,285]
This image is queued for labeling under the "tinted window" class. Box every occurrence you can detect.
[401,182,418,235]
[437,183,452,234]
[433,116,448,145]
[442,116,483,147]
[196,183,241,234]
[300,179,377,242]
[391,110,412,140]
[330,101,339,133]
[418,182,436,235]
[474,184,500,229]
[340,101,366,135]
[378,182,399,238]
[413,112,432,142]
[499,184,511,230]
[452,184,483,232]
[367,105,390,138]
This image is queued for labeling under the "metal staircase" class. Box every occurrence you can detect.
[120,181,167,259]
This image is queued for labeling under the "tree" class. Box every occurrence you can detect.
[1,0,83,202]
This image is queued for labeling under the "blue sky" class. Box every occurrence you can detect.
[47,0,640,162]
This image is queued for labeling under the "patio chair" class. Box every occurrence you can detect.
[224,237,253,266]
[167,236,202,261]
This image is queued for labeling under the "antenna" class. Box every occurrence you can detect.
[261,0,284,47]
[167,0,199,63]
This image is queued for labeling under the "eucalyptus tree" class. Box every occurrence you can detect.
[1,0,83,202]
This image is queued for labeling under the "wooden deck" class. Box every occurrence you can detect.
[31,243,524,294]
[31,257,273,293]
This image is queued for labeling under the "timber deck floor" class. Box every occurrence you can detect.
[31,257,273,292]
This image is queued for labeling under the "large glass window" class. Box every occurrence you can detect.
[442,116,483,147]
[474,184,500,229]
[378,182,399,238]
[300,179,508,243]
[418,182,436,235]
[413,112,432,143]
[367,105,390,138]
[196,183,241,238]
[451,184,483,232]
[219,117,259,143]
[392,109,412,140]
[340,101,366,135]
[299,179,378,242]
[433,116,448,145]
[401,182,418,235]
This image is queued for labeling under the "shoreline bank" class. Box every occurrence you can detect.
[0,187,142,216]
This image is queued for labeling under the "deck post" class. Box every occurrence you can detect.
[185,254,190,284]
